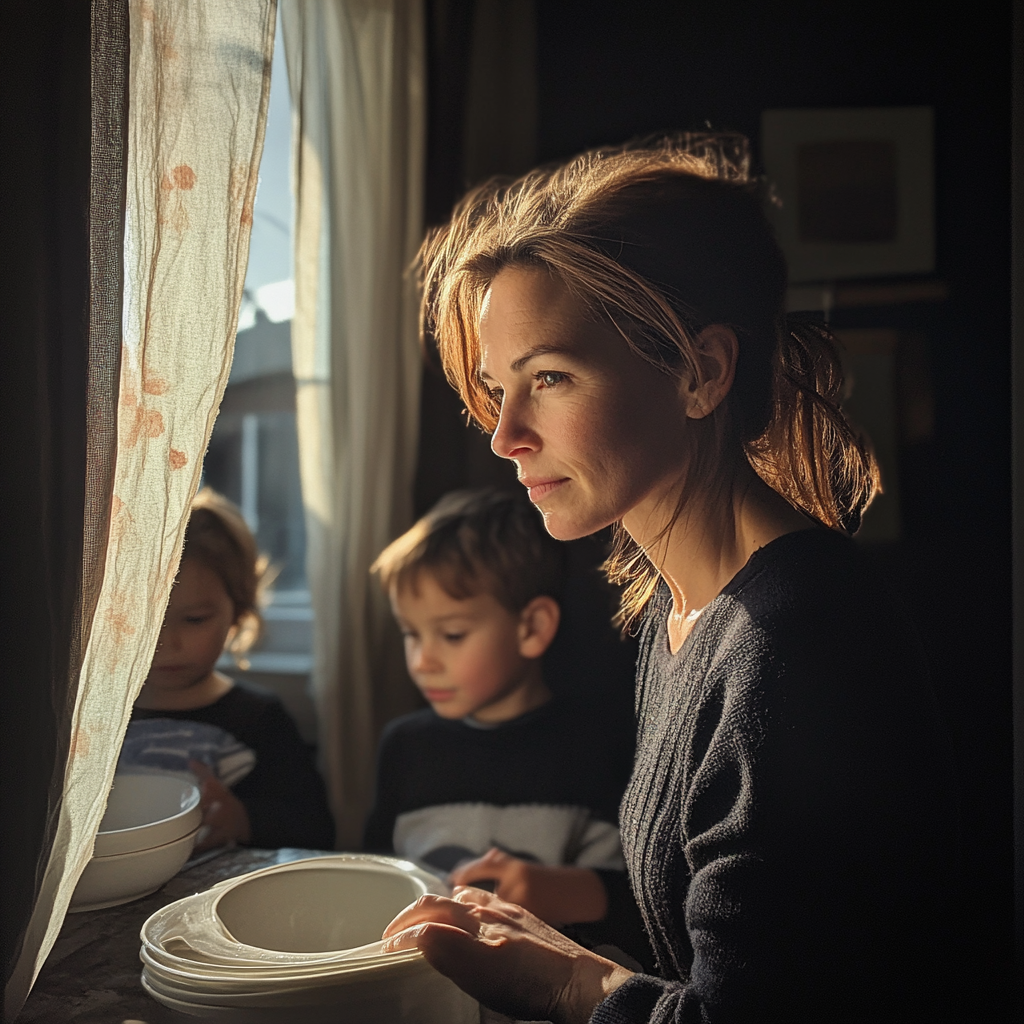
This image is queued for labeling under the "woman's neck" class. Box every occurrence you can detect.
[623,461,817,653]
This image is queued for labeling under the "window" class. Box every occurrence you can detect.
[202,28,316,743]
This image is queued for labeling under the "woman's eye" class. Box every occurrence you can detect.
[185,616,211,625]
[443,632,466,643]
[535,371,568,388]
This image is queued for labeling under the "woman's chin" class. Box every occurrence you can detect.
[537,504,614,542]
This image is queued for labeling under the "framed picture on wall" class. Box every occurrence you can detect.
[761,106,934,284]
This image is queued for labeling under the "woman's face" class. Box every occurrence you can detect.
[479,266,692,541]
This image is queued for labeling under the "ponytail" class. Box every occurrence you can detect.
[745,318,880,536]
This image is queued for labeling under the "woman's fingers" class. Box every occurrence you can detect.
[382,894,482,941]
[451,884,514,910]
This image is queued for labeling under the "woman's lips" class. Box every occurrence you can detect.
[520,477,568,502]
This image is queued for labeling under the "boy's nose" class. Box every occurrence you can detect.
[410,643,441,675]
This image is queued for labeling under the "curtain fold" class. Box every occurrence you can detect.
[4,2,276,1016]
[281,0,426,849]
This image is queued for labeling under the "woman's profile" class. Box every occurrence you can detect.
[381,139,958,1024]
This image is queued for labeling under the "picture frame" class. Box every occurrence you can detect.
[761,106,934,284]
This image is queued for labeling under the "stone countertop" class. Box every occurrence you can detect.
[17,847,525,1024]
[18,846,285,1023]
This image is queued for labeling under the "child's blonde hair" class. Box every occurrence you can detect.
[182,487,272,664]
[371,488,567,613]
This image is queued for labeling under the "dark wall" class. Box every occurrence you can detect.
[534,3,1014,1018]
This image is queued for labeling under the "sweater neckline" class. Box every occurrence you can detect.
[656,525,834,661]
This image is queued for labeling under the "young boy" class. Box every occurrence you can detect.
[364,489,643,958]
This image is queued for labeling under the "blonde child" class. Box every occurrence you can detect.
[364,489,645,963]
[120,488,334,852]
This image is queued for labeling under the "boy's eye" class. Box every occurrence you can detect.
[535,370,568,388]
[185,615,211,625]
[443,632,466,643]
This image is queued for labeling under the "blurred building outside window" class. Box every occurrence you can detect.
[203,27,317,745]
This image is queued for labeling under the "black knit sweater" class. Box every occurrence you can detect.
[592,529,958,1024]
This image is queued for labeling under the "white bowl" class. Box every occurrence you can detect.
[214,862,427,953]
[137,856,479,1023]
[70,825,200,912]
[141,957,479,1023]
[94,773,201,857]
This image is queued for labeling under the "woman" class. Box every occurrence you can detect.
[381,141,958,1023]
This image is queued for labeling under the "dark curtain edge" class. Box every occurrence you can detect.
[1,0,127,1003]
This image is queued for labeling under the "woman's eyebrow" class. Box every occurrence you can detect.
[479,343,576,381]
[509,343,576,372]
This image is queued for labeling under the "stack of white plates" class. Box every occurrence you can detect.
[71,773,202,912]
[139,855,479,1023]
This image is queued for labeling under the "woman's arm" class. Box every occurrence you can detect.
[382,887,633,1024]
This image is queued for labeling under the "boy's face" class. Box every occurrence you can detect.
[145,557,236,693]
[390,571,553,723]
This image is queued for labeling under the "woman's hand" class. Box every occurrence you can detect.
[450,847,608,926]
[381,886,632,1024]
[189,760,251,851]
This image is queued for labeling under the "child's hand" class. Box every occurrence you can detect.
[449,847,608,926]
[189,760,252,851]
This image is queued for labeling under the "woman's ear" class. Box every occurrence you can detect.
[517,596,561,659]
[681,324,739,420]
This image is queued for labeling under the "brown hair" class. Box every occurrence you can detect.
[181,487,272,662]
[371,488,567,613]
[417,136,879,631]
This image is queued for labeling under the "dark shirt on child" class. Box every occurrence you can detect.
[364,698,649,965]
[124,680,335,851]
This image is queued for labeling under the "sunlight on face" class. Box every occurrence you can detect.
[145,558,237,693]
[390,572,533,722]
[479,266,690,540]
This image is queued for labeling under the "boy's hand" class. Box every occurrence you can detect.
[449,847,607,926]
[189,760,251,851]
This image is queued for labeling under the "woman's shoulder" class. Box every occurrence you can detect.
[641,527,919,684]
[726,528,900,633]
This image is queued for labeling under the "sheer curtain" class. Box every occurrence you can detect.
[5,1,276,1016]
[281,0,426,849]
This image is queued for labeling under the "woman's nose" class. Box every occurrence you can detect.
[490,394,538,460]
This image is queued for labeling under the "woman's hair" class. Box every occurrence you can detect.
[371,488,567,613]
[181,487,272,662]
[417,135,879,631]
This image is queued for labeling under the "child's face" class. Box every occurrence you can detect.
[390,571,550,722]
[145,558,236,693]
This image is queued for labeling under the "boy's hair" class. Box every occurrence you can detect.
[181,487,272,659]
[371,489,567,612]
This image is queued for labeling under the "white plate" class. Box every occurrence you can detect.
[141,855,444,967]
